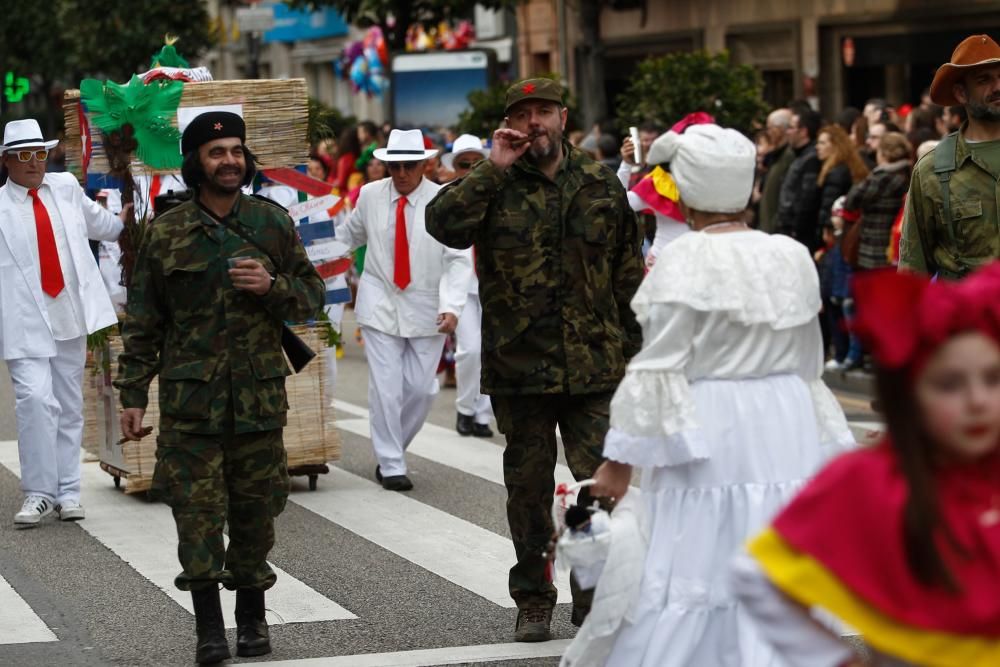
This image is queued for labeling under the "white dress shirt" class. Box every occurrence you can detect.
[6,180,86,340]
[337,176,471,338]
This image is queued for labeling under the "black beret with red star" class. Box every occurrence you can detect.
[181,111,246,155]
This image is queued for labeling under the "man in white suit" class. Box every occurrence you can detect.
[0,119,125,526]
[440,134,494,438]
[338,128,472,491]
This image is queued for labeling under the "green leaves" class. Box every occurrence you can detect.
[616,51,769,136]
[80,76,184,169]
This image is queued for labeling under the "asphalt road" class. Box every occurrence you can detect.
[0,310,876,667]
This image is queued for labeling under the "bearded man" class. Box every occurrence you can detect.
[115,111,324,664]
[901,34,1000,278]
[425,78,644,642]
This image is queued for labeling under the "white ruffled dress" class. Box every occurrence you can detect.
[601,229,855,667]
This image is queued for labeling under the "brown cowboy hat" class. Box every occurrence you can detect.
[929,34,1000,106]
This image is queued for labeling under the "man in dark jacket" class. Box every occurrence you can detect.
[425,78,644,643]
[776,108,823,250]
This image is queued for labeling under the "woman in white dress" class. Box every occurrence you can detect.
[590,123,855,666]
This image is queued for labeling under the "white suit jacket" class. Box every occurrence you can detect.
[338,177,471,338]
[0,172,122,359]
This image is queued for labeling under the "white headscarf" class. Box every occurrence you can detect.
[645,124,756,214]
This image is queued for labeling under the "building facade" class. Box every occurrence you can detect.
[518,0,1000,124]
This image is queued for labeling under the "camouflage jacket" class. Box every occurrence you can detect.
[425,143,644,396]
[900,129,1000,279]
[114,195,325,434]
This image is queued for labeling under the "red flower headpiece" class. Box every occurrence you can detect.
[851,263,1000,374]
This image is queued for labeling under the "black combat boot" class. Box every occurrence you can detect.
[235,588,271,657]
[191,587,231,664]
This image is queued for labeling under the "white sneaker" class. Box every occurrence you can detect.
[14,495,54,527]
[824,359,844,371]
[58,501,85,522]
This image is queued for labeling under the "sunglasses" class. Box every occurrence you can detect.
[453,161,477,170]
[10,149,48,163]
[387,161,422,172]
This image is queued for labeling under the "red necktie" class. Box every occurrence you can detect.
[149,174,162,214]
[28,189,65,298]
[394,195,410,290]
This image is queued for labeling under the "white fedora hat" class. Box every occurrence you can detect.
[1,119,59,153]
[373,129,439,162]
[441,134,489,170]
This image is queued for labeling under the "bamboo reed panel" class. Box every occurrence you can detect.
[284,324,342,470]
[93,326,339,494]
[63,79,309,179]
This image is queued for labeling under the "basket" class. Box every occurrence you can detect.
[92,324,339,494]
[62,78,310,180]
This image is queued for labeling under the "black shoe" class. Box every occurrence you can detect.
[570,604,590,627]
[191,587,231,665]
[456,412,475,436]
[375,465,383,483]
[472,423,494,438]
[235,588,271,657]
[514,607,553,642]
[381,474,414,491]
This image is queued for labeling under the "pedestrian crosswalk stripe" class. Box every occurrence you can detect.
[259,639,572,666]
[288,467,573,608]
[0,573,57,645]
[0,442,356,628]
[334,399,578,488]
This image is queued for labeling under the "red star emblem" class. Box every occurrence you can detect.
[213,122,223,131]
[522,83,536,94]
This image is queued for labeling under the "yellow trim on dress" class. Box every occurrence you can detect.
[748,528,1000,667]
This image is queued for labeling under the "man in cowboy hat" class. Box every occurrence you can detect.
[900,34,1000,278]
[336,127,472,491]
[0,118,127,527]
[439,134,494,437]
[425,78,644,642]
[115,110,325,663]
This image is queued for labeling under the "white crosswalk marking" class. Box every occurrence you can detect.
[0,573,57,644]
[0,442,356,629]
[289,466,572,608]
[261,639,573,666]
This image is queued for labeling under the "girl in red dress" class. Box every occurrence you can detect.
[733,263,1000,667]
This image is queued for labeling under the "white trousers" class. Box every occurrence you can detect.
[454,293,493,424]
[7,336,87,504]
[362,326,444,477]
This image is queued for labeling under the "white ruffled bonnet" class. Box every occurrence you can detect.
[645,124,756,214]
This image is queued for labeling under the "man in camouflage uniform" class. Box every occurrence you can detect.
[114,111,324,664]
[900,34,1000,278]
[425,78,644,642]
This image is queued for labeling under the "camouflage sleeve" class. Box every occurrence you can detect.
[259,213,325,323]
[114,239,165,410]
[612,186,645,360]
[425,160,506,250]
[899,169,933,274]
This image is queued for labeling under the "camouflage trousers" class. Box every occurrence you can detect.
[491,392,612,610]
[152,428,290,592]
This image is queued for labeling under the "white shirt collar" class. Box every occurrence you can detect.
[5,176,46,205]
[390,177,426,205]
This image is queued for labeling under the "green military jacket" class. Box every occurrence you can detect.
[900,129,1000,279]
[425,143,644,396]
[114,195,325,434]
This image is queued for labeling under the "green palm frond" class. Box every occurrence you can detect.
[80,75,184,169]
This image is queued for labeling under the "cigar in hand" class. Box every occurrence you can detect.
[118,426,153,445]
[508,131,545,147]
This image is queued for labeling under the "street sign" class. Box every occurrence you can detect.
[236,6,276,33]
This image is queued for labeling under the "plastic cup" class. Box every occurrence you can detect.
[228,255,253,269]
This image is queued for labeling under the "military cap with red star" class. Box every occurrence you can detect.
[504,78,564,113]
[181,111,247,155]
